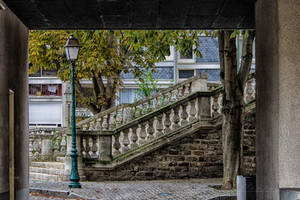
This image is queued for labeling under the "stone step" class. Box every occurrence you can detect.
[30,167,64,176]
[30,172,64,182]
[56,156,65,162]
[30,162,65,170]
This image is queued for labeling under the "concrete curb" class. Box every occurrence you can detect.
[29,188,88,199]
[208,195,237,200]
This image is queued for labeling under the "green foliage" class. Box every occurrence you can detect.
[134,69,159,99]
[29,30,203,113]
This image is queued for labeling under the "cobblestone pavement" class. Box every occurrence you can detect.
[30,178,236,200]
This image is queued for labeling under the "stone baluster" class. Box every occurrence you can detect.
[88,136,93,157]
[167,91,172,104]
[81,137,87,158]
[121,129,130,153]
[174,89,179,100]
[109,113,115,129]
[53,137,59,153]
[245,78,255,103]
[148,99,154,112]
[146,118,155,140]
[130,126,138,149]
[113,133,121,156]
[95,117,102,130]
[160,94,165,107]
[183,84,190,96]
[133,105,139,119]
[82,124,88,131]
[88,120,94,130]
[142,102,148,115]
[89,136,98,158]
[61,135,66,153]
[85,122,90,131]
[171,107,180,130]
[102,115,109,130]
[139,122,147,145]
[155,115,164,137]
[189,99,197,122]
[164,110,172,134]
[155,96,161,109]
[212,93,221,117]
[164,93,170,105]
[115,109,122,128]
[153,97,158,109]
[138,104,144,117]
[180,103,188,126]
[177,87,183,99]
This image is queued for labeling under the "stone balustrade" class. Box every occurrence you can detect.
[29,128,67,161]
[209,73,256,118]
[29,73,256,169]
[76,73,208,132]
[75,90,215,164]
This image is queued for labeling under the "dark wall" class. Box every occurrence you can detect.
[0,1,29,199]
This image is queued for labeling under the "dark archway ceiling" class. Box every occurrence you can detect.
[3,0,255,30]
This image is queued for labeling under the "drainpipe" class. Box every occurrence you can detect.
[174,48,178,84]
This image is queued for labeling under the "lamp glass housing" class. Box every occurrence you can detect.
[64,34,81,61]
[65,47,80,61]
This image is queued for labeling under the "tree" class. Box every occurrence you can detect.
[29,30,202,114]
[134,69,160,99]
[217,30,255,189]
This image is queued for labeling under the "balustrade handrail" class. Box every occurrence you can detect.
[77,87,222,137]
[76,73,208,128]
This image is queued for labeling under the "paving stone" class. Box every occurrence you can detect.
[30,179,236,200]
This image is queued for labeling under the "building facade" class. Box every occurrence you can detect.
[28,36,254,128]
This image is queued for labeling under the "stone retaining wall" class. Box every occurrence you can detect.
[84,128,223,181]
[242,110,256,176]
[83,111,256,181]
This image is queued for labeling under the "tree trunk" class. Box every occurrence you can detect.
[218,30,255,189]
[220,31,244,189]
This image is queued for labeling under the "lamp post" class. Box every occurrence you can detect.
[64,34,81,188]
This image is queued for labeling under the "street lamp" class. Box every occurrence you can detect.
[65,34,81,188]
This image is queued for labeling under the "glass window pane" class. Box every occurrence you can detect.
[179,70,194,79]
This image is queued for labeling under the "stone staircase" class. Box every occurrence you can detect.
[30,157,65,182]
[29,73,256,182]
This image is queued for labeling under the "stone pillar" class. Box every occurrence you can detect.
[256,0,300,199]
[191,74,208,92]
[0,1,29,199]
[99,135,112,162]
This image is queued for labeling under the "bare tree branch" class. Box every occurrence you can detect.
[238,30,256,89]
[218,31,225,85]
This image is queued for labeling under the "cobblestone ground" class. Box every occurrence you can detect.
[30,178,236,200]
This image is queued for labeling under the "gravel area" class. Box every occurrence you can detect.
[30,178,236,200]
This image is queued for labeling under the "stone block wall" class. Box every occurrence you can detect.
[84,128,223,181]
[242,110,256,176]
[83,111,256,181]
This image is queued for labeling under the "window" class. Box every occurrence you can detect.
[119,88,139,104]
[178,69,195,79]
[178,47,196,63]
[29,101,62,127]
[29,84,62,96]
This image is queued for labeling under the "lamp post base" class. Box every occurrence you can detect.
[68,182,81,188]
